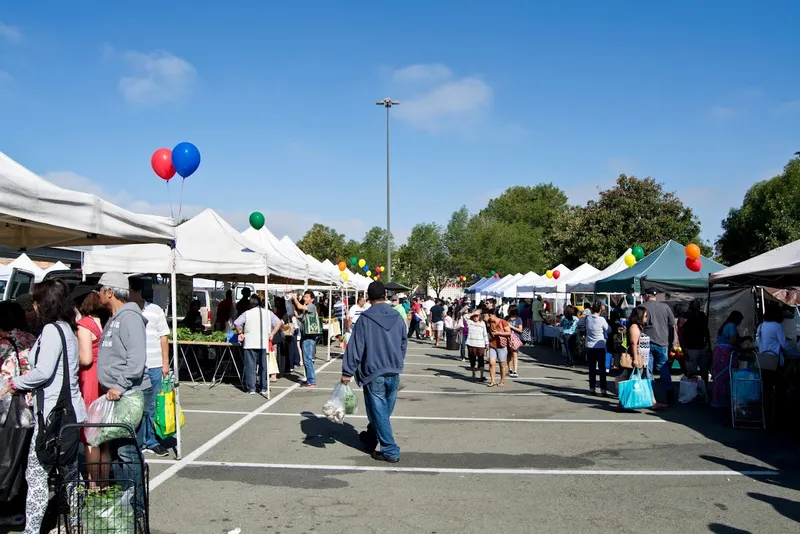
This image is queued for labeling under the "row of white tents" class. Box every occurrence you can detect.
[469,249,633,300]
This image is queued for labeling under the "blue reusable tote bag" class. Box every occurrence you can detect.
[618,368,654,410]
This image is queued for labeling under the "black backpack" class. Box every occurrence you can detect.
[34,323,79,468]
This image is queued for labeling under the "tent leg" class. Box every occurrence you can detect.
[327,288,333,362]
[265,256,270,400]
[170,252,182,460]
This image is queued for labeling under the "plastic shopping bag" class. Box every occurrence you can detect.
[84,391,145,447]
[618,368,655,410]
[679,376,698,403]
[81,485,135,533]
[155,376,184,439]
[321,382,357,423]
[732,370,761,404]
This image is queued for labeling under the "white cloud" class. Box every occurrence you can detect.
[392,63,452,84]
[390,63,492,132]
[710,105,736,120]
[43,171,366,242]
[104,45,196,105]
[0,21,22,44]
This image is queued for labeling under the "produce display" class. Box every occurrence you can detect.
[80,485,135,533]
[170,327,228,343]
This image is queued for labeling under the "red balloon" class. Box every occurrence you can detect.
[151,148,175,181]
[553,270,561,279]
[685,258,702,272]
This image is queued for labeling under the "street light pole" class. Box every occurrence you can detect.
[377,97,399,283]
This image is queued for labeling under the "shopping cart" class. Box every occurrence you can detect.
[57,423,150,533]
[730,348,766,429]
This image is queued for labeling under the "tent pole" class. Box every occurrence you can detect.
[170,247,182,460]
[265,255,270,400]
[327,288,333,362]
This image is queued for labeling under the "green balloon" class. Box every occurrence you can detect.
[249,211,265,230]
[350,256,358,265]
[490,270,496,275]
[632,245,645,261]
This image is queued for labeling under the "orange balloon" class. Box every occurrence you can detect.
[685,244,701,261]
[338,261,346,271]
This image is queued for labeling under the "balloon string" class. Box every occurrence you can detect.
[166,181,174,220]
[177,178,185,221]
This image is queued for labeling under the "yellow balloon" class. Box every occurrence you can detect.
[546,270,553,279]
[341,273,349,281]
[624,253,636,267]
[366,270,371,277]
[358,259,366,268]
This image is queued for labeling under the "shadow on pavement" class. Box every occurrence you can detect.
[299,411,365,453]
[708,524,753,534]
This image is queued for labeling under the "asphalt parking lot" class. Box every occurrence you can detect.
[140,340,800,534]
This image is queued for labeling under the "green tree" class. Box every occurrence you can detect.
[357,226,394,268]
[547,174,707,267]
[296,223,346,262]
[444,206,471,275]
[462,215,547,276]
[716,157,800,265]
[397,223,450,297]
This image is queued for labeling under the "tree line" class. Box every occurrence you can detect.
[296,156,800,294]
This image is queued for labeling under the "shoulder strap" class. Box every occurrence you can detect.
[34,323,70,426]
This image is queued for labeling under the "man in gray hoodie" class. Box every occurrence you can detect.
[96,272,150,518]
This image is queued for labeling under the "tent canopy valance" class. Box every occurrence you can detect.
[567,249,632,293]
[709,239,800,287]
[0,151,175,249]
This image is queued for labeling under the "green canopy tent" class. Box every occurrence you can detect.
[594,240,726,294]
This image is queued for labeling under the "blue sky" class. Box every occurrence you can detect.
[1,1,798,248]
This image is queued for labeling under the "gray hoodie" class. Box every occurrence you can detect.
[98,301,151,394]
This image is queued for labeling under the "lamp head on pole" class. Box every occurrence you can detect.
[377,97,400,108]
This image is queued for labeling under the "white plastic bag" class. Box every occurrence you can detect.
[84,391,145,446]
[679,376,698,403]
[322,383,348,424]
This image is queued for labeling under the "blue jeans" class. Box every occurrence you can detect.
[301,338,317,385]
[244,349,267,392]
[649,344,672,391]
[363,374,400,460]
[109,438,145,518]
[138,368,164,449]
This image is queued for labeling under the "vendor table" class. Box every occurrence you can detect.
[542,325,563,350]
[171,340,243,389]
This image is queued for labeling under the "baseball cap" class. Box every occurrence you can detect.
[98,272,130,291]
[367,281,386,301]
[645,288,659,296]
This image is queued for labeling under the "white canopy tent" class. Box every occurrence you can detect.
[279,236,336,284]
[84,209,271,281]
[483,274,518,297]
[0,151,174,249]
[510,272,540,297]
[517,264,572,298]
[44,261,71,275]
[566,249,632,293]
[535,263,598,293]
[487,273,526,297]
[709,239,800,287]
[7,253,46,281]
[241,226,319,283]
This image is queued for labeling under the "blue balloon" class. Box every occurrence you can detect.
[171,142,201,178]
[363,265,370,272]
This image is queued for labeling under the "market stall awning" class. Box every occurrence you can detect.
[83,209,273,282]
[484,273,525,297]
[241,227,325,283]
[535,263,598,293]
[567,249,632,293]
[595,240,725,293]
[709,239,800,287]
[466,277,488,293]
[0,151,175,249]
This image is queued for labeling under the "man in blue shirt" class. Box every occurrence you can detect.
[341,282,407,463]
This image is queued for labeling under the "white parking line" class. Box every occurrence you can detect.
[143,459,779,477]
[315,370,561,379]
[180,409,663,423]
[149,357,342,492]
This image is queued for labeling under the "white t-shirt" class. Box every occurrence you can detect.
[143,301,170,370]
[422,300,435,314]
[349,305,367,325]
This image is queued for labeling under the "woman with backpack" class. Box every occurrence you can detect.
[0,279,87,534]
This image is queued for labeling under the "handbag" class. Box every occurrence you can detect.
[521,328,532,344]
[618,368,654,410]
[302,309,323,336]
[0,395,34,502]
[34,323,80,468]
[154,375,185,439]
